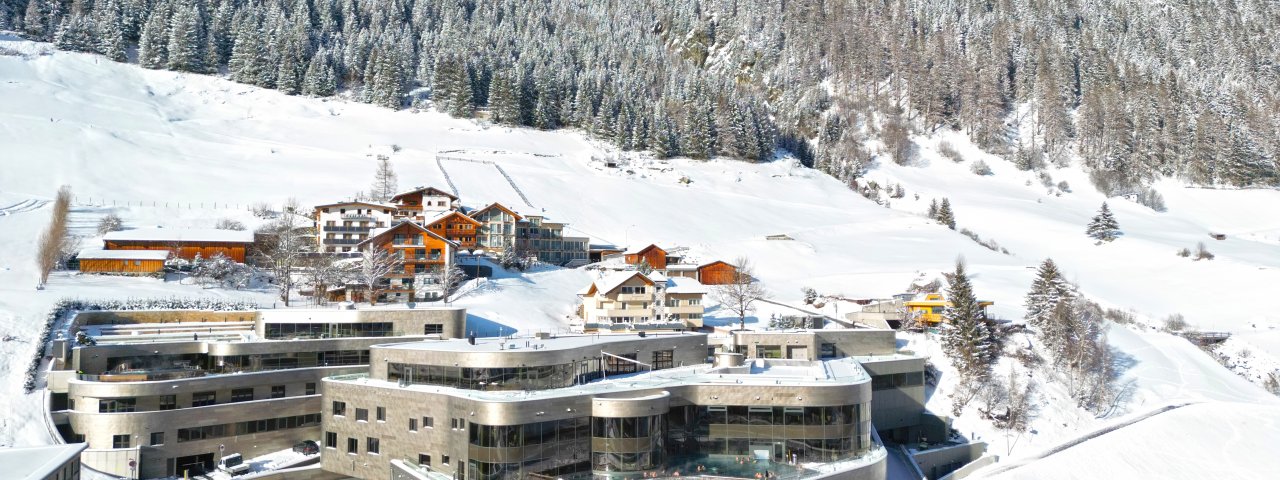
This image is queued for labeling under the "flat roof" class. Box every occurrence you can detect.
[258,306,464,323]
[379,332,705,353]
[76,248,171,260]
[0,443,86,480]
[329,357,868,402]
[103,227,254,243]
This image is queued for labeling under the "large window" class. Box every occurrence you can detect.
[231,388,254,402]
[99,398,136,413]
[159,395,177,410]
[112,434,130,449]
[387,362,582,391]
[872,372,925,390]
[192,391,216,407]
[424,324,444,335]
[264,323,394,339]
[177,414,321,442]
[605,353,638,375]
[150,432,164,446]
[652,350,673,370]
[756,345,782,358]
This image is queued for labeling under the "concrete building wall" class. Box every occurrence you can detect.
[256,308,467,339]
[913,442,987,480]
[732,329,899,359]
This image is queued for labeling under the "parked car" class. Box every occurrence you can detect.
[218,453,250,476]
[292,440,320,455]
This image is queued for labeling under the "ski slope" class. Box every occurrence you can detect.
[2,34,1279,478]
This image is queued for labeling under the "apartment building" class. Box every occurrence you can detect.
[469,202,522,254]
[576,272,707,332]
[45,307,466,479]
[518,215,589,266]
[314,201,397,253]
[390,187,458,221]
[358,221,458,302]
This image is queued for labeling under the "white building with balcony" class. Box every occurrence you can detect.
[313,201,397,253]
[576,271,707,332]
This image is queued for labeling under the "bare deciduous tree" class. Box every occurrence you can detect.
[215,218,246,231]
[36,186,72,286]
[256,203,311,306]
[713,256,766,331]
[96,213,123,235]
[370,155,398,202]
[303,253,355,305]
[438,264,468,304]
[357,244,403,305]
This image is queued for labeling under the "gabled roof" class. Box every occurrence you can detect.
[313,200,396,210]
[625,244,666,255]
[103,228,254,244]
[390,186,458,202]
[698,259,736,269]
[471,202,523,221]
[580,271,655,296]
[425,210,482,228]
[357,220,457,249]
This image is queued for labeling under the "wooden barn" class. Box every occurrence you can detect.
[102,228,255,262]
[77,249,169,275]
[624,244,668,269]
[694,260,739,285]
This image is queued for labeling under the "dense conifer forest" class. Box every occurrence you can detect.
[3,0,1276,190]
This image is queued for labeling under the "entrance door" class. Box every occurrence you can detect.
[786,346,809,359]
[174,453,214,476]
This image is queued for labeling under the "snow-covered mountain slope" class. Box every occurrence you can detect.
[2,35,1280,476]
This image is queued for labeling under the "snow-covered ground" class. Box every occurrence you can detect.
[3,34,1279,478]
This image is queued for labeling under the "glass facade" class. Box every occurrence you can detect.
[466,418,592,480]
[263,322,395,339]
[666,404,869,464]
[592,415,666,474]
[212,350,370,372]
[388,359,604,391]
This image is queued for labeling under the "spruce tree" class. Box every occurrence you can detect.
[93,0,128,62]
[1086,202,1121,241]
[165,4,203,72]
[1024,258,1074,331]
[302,51,336,97]
[53,14,96,53]
[137,8,170,69]
[937,198,956,230]
[927,199,939,219]
[941,260,997,384]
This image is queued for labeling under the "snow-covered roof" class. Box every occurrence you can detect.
[665,264,699,271]
[625,244,664,255]
[103,227,254,243]
[646,271,669,282]
[77,249,171,260]
[666,276,709,294]
[313,200,395,209]
[583,271,652,296]
[0,443,86,479]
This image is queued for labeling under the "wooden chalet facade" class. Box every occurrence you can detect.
[357,221,457,302]
[425,211,482,250]
[389,187,458,221]
[313,201,395,253]
[77,249,169,275]
[101,228,254,262]
[624,244,668,269]
[664,260,739,285]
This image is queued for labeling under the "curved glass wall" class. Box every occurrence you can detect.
[665,403,869,463]
[591,415,666,474]
[466,419,591,480]
[387,359,604,391]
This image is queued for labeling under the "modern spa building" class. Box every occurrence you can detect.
[45,306,467,479]
[320,329,927,480]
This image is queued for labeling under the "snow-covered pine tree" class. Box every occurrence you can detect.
[165,4,203,72]
[487,70,520,125]
[927,198,939,219]
[92,0,128,62]
[369,155,398,202]
[53,12,96,53]
[941,260,997,385]
[228,9,264,85]
[1086,202,1120,241]
[1024,258,1074,331]
[937,198,956,230]
[136,6,171,69]
[301,50,336,97]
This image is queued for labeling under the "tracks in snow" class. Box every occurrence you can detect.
[0,199,49,216]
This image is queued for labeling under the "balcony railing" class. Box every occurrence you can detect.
[340,214,375,220]
[78,366,206,382]
[323,226,372,233]
[324,238,363,245]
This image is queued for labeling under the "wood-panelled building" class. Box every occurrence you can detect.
[358,221,457,302]
[77,249,170,275]
[101,228,255,262]
[389,186,457,221]
[425,211,482,250]
[624,244,668,269]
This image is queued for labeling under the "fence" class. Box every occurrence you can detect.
[72,196,268,211]
[435,155,536,208]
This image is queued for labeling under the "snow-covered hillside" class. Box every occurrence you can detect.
[3,35,1279,478]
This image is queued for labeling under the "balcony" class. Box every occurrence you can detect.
[323,226,372,233]
[323,238,363,245]
[340,213,375,220]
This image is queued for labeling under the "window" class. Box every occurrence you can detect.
[423,416,434,429]
[112,434,130,449]
[376,406,386,422]
[159,395,176,410]
[271,385,286,398]
[652,350,674,370]
[689,298,701,305]
[424,324,444,335]
[306,383,317,395]
[442,455,450,465]
[192,391,216,407]
[620,286,645,295]
[99,398,136,413]
[231,388,254,402]
[150,432,164,446]
[355,408,369,422]
[757,345,782,358]
[409,418,418,432]
[450,418,465,430]
[418,454,431,466]
[325,432,337,449]
[820,343,838,359]
[332,401,346,416]
[366,437,380,455]
[346,437,358,454]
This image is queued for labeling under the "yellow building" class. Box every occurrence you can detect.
[904,293,994,325]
